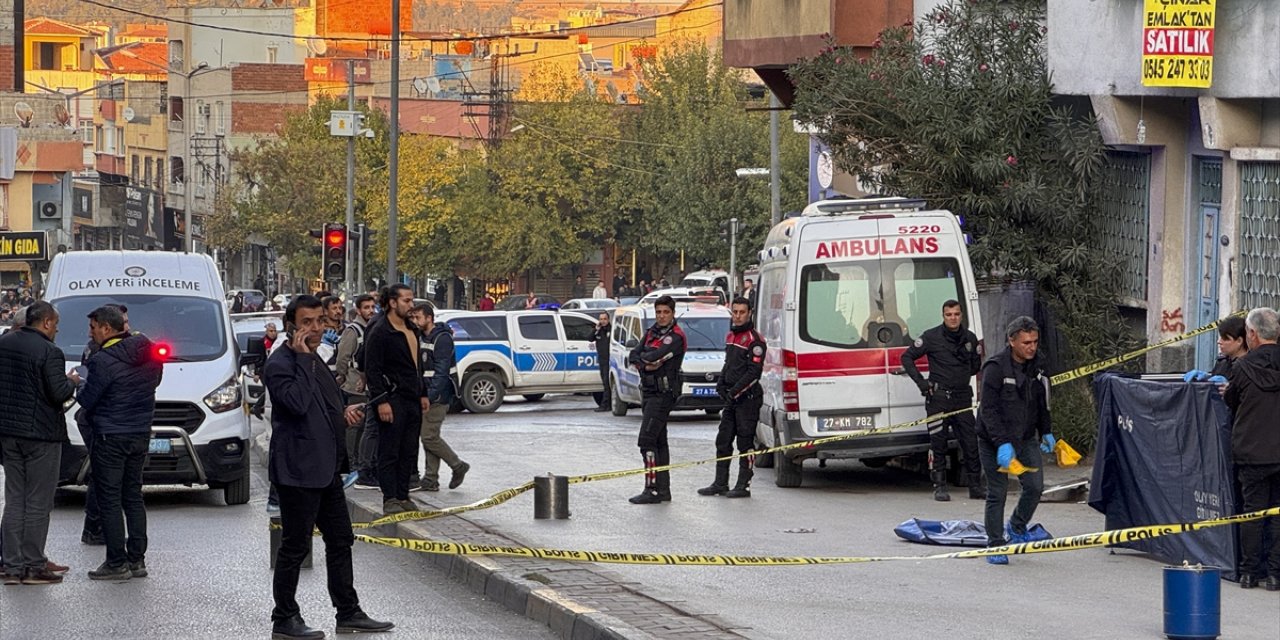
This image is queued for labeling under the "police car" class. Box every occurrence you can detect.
[436,309,606,413]
[609,302,732,416]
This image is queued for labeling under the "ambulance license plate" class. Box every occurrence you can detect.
[148,438,172,455]
[692,386,718,397]
[817,414,875,431]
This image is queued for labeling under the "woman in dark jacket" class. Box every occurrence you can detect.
[1185,316,1249,381]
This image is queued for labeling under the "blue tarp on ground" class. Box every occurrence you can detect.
[1089,373,1239,579]
[894,519,1052,547]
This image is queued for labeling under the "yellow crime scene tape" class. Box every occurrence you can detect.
[341,311,1246,530]
[351,507,1280,566]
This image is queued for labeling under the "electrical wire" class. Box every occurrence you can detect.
[508,115,685,149]
[74,0,722,44]
[513,117,662,176]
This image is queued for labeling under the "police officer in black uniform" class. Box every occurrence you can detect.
[699,297,766,499]
[900,299,983,502]
[627,295,686,505]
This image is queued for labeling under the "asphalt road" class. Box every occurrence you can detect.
[0,442,555,640]
[420,394,1280,640]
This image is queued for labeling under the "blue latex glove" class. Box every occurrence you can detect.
[1040,433,1056,454]
[1207,375,1227,385]
[322,328,340,346]
[996,443,1015,468]
[1183,369,1210,382]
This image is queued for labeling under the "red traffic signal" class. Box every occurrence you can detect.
[326,229,345,246]
[323,223,347,282]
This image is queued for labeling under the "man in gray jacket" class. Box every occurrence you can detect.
[335,294,377,485]
[0,302,77,585]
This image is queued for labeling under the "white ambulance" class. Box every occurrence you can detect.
[753,197,984,487]
[45,251,253,505]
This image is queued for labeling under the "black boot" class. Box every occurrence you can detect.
[698,463,731,496]
[629,490,664,504]
[336,611,394,634]
[930,470,950,502]
[725,481,751,499]
[272,615,325,640]
[965,471,986,499]
[1241,574,1258,589]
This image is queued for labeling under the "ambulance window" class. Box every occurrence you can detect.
[887,258,966,340]
[518,315,559,341]
[799,263,874,349]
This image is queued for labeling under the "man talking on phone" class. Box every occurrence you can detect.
[264,295,394,639]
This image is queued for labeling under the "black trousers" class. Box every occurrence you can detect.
[357,404,379,476]
[77,426,101,538]
[90,433,149,568]
[978,437,1044,546]
[1238,463,1280,579]
[376,397,422,502]
[596,357,610,408]
[714,390,761,487]
[273,477,361,623]
[638,393,674,493]
[926,392,980,481]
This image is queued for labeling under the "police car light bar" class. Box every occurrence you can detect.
[810,197,928,216]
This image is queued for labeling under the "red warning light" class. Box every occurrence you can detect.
[153,343,172,360]
[326,230,345,246]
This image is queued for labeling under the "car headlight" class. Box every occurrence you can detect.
[204,376,242,413]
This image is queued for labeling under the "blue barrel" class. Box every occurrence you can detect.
[1163,565,1220,640]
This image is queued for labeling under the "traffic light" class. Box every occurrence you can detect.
[323,223,347,283]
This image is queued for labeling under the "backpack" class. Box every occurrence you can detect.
[350,320,369,372]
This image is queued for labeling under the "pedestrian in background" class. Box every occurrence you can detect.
[338,294,379,489]
[900,300,984,502]
[592,313,612,412]
[364,285,426,515]
[408,304,469,492]
[76,304,163,581]
[0,302,77,585]
[627,295,685,504]
[523,291,538,310]
[572,275,587,300]
[264,295,394,639]
[478,291,495,311]
[975,316,1054,565]
[699,297,765,499]
[592,280,608,299]
[1224,307,1280,591]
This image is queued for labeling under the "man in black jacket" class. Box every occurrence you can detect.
[0,302,77,585]
[1224,307,1280,591]
[975,316,1054,566]
[410,304,468,492]
[76,304,163,581]
[900,300,983,502]
[592,313,612,412]
[265,295,394,639]
[627,295,686,504]
[364,284,427,515]
[699,297,765,499]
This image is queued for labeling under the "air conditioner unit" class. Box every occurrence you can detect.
[38,201,61,220]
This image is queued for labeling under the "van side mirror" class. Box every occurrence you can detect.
[625,338,639,349]
[240,352,264,368]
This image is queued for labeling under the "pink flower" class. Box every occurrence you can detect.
[1006,155,1018,166]
[923,54,936,65]
[937,58,947,67]
[835,56,843,64]
[1009,21,1020,31]
[979,63,989,72]
[872,36,883,48]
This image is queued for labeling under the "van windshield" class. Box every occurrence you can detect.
[51,295,228,362]
[799,258,965,349]
[675,317,730,351]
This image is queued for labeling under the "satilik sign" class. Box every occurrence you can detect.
[1141,0,1215,88]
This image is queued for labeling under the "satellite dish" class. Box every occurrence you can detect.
[307,38,328,56]
[412,77,429,96]
[425,77,441,94]
[122,107,136,122]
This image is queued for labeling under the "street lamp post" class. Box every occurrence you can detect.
[183,62,209,254]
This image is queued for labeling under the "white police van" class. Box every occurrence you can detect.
[436,309,606,413]
[609,302,732,416]
[753,197,984,487]
[45,251,253,505]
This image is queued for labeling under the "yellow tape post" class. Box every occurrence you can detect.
[352,507,1280,566]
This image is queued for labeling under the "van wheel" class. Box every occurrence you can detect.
[753,437,775,468]
[522,394,546,402]
[774,451,803,488]
[462,372,505,413]
[610,377,629,417]
[223,469,250,506]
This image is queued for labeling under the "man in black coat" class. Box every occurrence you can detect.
[0,302,77,585]
[592,313,612,412]
[265,295,393,639]
[76,304,163,581]
[364,284,427,515]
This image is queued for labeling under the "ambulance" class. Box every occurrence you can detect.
[45,251,253,505]
[753,197,984,487]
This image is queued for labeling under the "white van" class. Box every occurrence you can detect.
[609,302,731,416]
[753,197,984,487]
[46,251,253,505]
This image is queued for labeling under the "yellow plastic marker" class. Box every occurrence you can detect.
[998,458,1037,476]
[1055,440,1082,468]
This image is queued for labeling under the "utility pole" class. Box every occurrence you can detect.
[357,223,365,293]
[344,58,356,297]
[729,217,738,299]
[769,93,782,227]
[386,0,401,285]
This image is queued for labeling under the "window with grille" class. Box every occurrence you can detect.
[1238,162,1280,310]
[1097,151,1152,304]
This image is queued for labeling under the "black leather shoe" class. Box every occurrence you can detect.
[697,484,728,496]
[933,485,951,502]
[1266,576,1280,592]
[725,488,751,499]
[969,485,987,500]
[272,615,325,639]
[629,490,663,504]
[1240,574,1258,589]
[336,611,394,634]
[87,562,131,581]
[81,531,105,546]
[129,561,148,578]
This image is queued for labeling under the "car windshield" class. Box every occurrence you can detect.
[51,294,229,362]
[799,257,965,349]
[673,316,729,351]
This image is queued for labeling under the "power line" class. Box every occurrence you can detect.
[509,115,684,149]
[74,0,721,44]
[514,117,661,176]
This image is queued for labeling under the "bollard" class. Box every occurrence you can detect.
[1163,564,1220,640]
[269,517,313,570]
[533,474,570,519]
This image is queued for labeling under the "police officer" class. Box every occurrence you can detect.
[627,295,686,505]
[699,297,765,499]
[900,299,983,502]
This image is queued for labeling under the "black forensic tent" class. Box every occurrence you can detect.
[1088,373,1239,580]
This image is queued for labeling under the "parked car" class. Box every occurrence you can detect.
[496,293,561,311]
[561,298,620,311]
[436,309,605,413]
[231,311,284,407]
[608,302,731,417]
[639,286,726,306]
[226,289,268,312]
[680,269,731,295]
